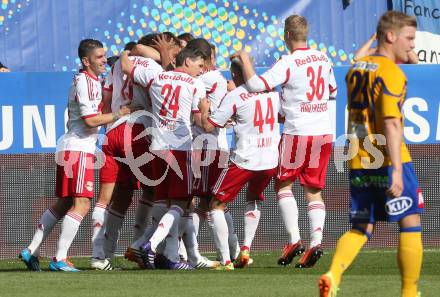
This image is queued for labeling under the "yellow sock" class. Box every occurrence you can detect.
[398,231,423,297]
[329,229,368,286]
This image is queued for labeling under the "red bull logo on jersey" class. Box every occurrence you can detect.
[239,91,266,101]
[133,58,150,68]
[385,196,413,215]
[295,54,328,67]
[158,73,194,85]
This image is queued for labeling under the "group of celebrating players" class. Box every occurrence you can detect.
[18,9,423,297]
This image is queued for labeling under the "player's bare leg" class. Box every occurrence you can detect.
[296,186,325,268]
[277,180,304,266]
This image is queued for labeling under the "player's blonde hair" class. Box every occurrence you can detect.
[376,11,417,43]
[284,15,308,42]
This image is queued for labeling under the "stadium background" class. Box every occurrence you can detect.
[0,0,439,259]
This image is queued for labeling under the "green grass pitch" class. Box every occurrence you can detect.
[0,249,438,297]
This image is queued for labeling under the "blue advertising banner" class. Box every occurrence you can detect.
[0,65,439,154]
[0,0,387,71]
[334,65,440,144]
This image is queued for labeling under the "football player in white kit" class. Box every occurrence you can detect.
[140,47,207,270]
[19,39,131,272]
[186,38,241,264]
[90,35,165,270]
[199,59,281,270]
[234,15,337,268]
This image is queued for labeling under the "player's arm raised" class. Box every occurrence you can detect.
[152,34,176,70]
[230,52,258,87]
[232,51,288,92]
[130,44,161,61]
[354,32,377,61]
[120,46,161,77]
[120,50,134,76]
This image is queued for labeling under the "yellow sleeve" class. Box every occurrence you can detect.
[378,66,406,118]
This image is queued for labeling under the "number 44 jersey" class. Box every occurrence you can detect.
[149,69,206,151]
[256,48,337,136]
[208,84,280,171]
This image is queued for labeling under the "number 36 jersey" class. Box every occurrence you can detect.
[208,84,280,171]
[256,48,337,136]
[149,70,206,151]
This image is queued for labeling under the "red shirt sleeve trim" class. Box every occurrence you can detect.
[130,66,137,82]
[192,110,201,113]
[259,75,271,92]
[207,117,223,128]
[81,113,98,119]
[329,85,337,93]
[207,82,217,95]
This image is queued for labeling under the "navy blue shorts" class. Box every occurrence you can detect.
[349,162,424,224]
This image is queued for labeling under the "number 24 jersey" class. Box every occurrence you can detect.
[149,69,206,151]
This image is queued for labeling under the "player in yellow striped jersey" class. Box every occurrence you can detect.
[319,11,423,297]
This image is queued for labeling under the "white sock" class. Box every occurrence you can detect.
[55,211,83,260]
[308,201,326,247]
[225,208,239,260]
[192,208,205,236]
[131,203,167,250]
[278,190,301,244]
[149,206,183,252]
[178,238,187,262]
[210,209,230,265]
[181,214,202,264]
[133,199,153,242]
[91,203,108,259]
[243,201,262,250]
[103,209,124,259]
[163,218,180,262]
[28,208,59,256]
